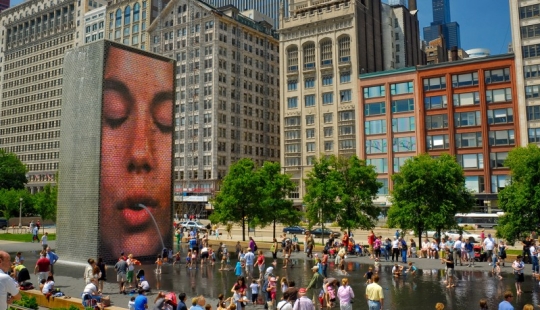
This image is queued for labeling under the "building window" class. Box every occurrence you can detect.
[426,135,449,150]
[324,127,333,137]
[522,43,540,59]
[454,111,481,127]
[339,111,355,121]
[303,42,315,69]
[365,102,386,116]
[393,137,416,152]
[367,158,388,173]
[124,5,131,25]
[324,141,334,151]
[390,82,413,95]
[490,152,508,168]
[338,36,350,62]
[323,113,333,123]
[365,120,387,135]
[528,106,540,120]
[305,95,315,107]
[339,140,356,150]
[288,80,298,91]
[285,157,300,167]
[306,142,315,152]
[491,175,509,193]
[456,132,482,148]
[465,176,485,193]
[364,85,385,98]
[378,179,389,195]
[525,85,540,98]
[391,98,414,113]
[285,143,300,153]
[322,92,333,105]
[485,68,510,83]
[340,90,352,102]
[487,108,513,124]
[423,76,446,91]
[529,128,540,143]
[322,75,333,86]
[340,72,351,83]
[392,116,415,132]
[320,39,332,65]
[115,8,122,27]
[520,4,540,19]
[486,88,512,103]
[393,157,410,172]
[453,92,480,106]
[339,125,355,136]
[287,97,298,109]
[425,114,448,130]
[306,115,315,125]
[306,156,315,166]
[488,130,515,146]
[133,2,140,21]
[285,116,301,126]
[525,64,540,79]
[306,128,315,138]
[365,139,387,154]
[457,154,484,169]
[452,72,478,88]
[285,130,300,140]
[287,46,298,72]
[305,78,315,88]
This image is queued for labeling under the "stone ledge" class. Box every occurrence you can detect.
[22,290,126,310]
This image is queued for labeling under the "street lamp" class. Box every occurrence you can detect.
[19,198,23,229]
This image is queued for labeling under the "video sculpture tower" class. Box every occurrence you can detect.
[57,41,175,262]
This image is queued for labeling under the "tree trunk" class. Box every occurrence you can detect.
[242,208,246,241]
[273,218,276,239]
[321,211,325,246]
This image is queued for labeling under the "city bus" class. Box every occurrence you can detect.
[455,213,503,229]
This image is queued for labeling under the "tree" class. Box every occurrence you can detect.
[0,149,27,190]
[0,188,32,221]
[303,156,341,245]
[496,145,540,243]
[257,161,301,239]
[32,183,58,233]
[210,159,260,241]
[388,154,474,247]
[334,155,382,234]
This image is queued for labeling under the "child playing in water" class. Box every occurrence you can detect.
[280,277,288,293]
[364,267,373,284]
[155,255,163,274]
[173,252,181,266]
[249,279,259,304]
[234,260,242,276]
[220,252,226,271]
[225,252,232,270]
[191,250,198,269]
[494,261,503,280]
[186,250,192,269]
[374,258,381,273]
[406,262,417,275]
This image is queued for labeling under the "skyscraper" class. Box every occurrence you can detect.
[201,0,284,29]
[423,0,460,49]
[0,0,9,12]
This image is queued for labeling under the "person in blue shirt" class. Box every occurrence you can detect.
[464,240,474,267]
[45,247,59,275]
[134,289,147,310]
[176,292,187,310]
[498,291,514,310]
[395,230,400,239]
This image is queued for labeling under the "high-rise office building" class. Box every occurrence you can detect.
[148,0,280,215]
[423,0,460,49]
[0,0,9,12]
[510,1,540,146]
[201,0,284,29]
[0,0,95,192]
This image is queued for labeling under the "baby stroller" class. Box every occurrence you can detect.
[354,244,363,257]
[474,245,487,262]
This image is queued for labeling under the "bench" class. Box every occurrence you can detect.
[21,290,126,310]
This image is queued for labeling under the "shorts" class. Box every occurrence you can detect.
[201,252,209,259]
[486,250,493,258]
[284,254,290,259]
[446,268,454,277]
[468,251,474,260]
[270,291,276,300]
[127,270,134,282]
[117,272,127,282]
[515,273,524,282]
[246,265,254,274]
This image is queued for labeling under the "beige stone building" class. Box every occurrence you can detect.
[0,0,96,192]
[149,0,280,216]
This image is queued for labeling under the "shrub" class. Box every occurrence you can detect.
[11,294,38,310]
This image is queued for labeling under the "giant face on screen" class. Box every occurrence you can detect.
[100,45,173,258]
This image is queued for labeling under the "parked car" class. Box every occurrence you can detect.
[445,230,480,243]
[409,230,439,238]
[178,221,207,232]
[282,226,306,234]
[0,218,6,230]
[310,228,340,238]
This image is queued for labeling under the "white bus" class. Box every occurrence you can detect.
[455,213,503,229]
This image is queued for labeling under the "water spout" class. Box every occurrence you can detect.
[137,204,166,251]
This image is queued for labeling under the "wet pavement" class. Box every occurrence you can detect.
[5,240,540,309]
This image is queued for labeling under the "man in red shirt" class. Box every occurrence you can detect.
[368,231,375,259]
[34,252,50,285]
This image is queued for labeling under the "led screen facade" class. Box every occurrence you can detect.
[58,41,174,262]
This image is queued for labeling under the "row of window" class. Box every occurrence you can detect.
[425,108,514,129]
[287,72,351,91]
[287,90,352,108]
[284,111,355,126]
[286,36,351,71]
[423,68,511,91]
[363,82,414,98]
[111,2,145,28]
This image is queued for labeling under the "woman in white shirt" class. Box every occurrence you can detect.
[42,276,55,297]
[429,240,438,259]
[421,239,430,258]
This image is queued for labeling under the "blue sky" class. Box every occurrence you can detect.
[9,0,511,54]
[416,0,511,55]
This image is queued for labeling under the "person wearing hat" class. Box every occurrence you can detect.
[306,265,324,304]
[293,288,314,310]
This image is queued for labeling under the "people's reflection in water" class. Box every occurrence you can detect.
[155,274,161,291]
[189,269,196,292]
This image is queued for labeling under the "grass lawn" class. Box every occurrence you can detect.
[0,233,56,242]
[506,249,521,255]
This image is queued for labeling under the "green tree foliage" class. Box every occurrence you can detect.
[334,155,382,233]
[210,159,260,241]
[496,145,540,243]
[303,156,341,244]
[257,161,300,238]
[388,154,474,246]
[0,188,32,220]
[0,149,27,190]
[32,183,58,229]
